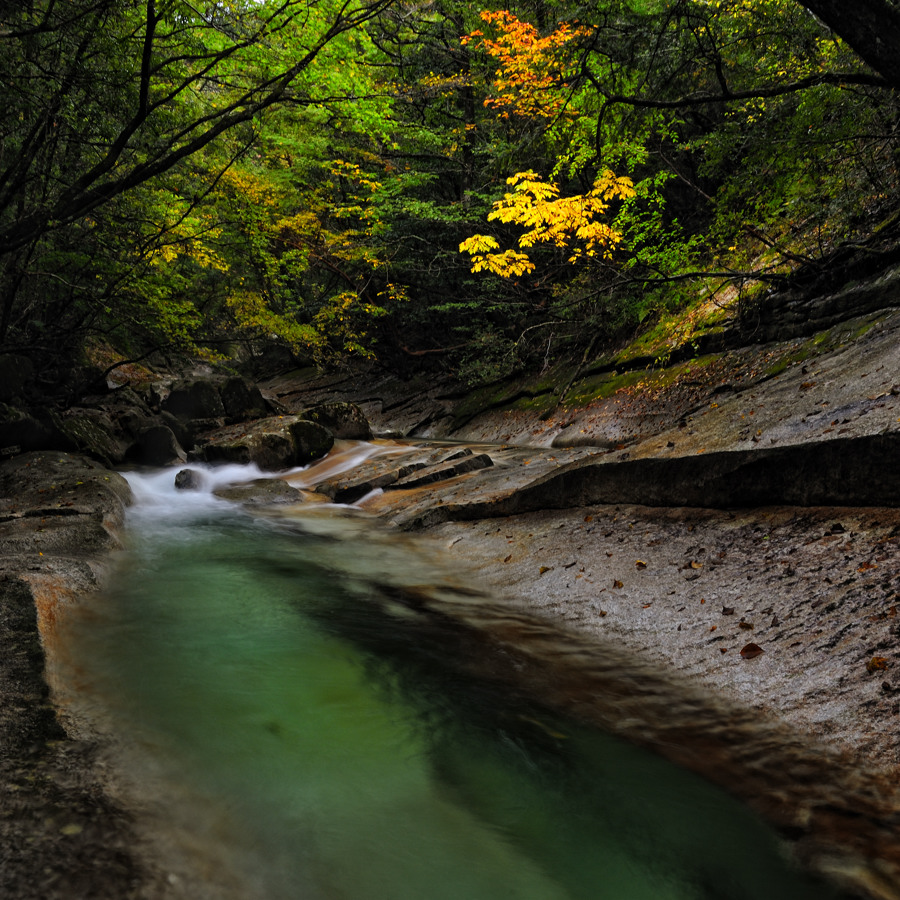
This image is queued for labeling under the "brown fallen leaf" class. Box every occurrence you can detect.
[740,642,764,659]
[722,606,735,616]
[539,566,551,574]
[584,515,593,523]
[739,621,754,630]
[503,555,512,563]
[720,648,728,654]
[635,560,647,569]
[858,561,878,572]
[709,625,717,632]
[867,656,890,673]
[613,579,623,588]
[690,561,703,569]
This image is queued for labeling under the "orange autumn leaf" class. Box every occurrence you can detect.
[463,11,589,121]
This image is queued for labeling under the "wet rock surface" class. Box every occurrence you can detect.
[196,414,334,469]
[0,452,157,899]
[275,308,900,786]
[212,477,303,506]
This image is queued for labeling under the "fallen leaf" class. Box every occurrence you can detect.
[503,555,512,563]
[709,625,717,632]
[635,560,647,568]
[858,561,878,572]
[740,642,764,659]
[867,656,890,673]
[613,579,623,588]
[690,561,703,569]
[700,598,706,604]
[722,606,735,616]
[720,648,728,654]
[739,621,754,630]
[643,603,652,609]
[584,514,593,523]
[539,566,551,574]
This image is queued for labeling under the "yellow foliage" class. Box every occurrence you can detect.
[460,170,634,277]
[226,290,321,352]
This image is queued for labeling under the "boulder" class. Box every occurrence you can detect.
[302,401,372,440]
[200,415,334,470]
[127,425,187,466]
[288,419,334,464]
[53,410,128,465]
[174,468,205,491]
[203,429,296,471]
[0,404,71,457]
[220,376,268,423]
[161,379,225,421]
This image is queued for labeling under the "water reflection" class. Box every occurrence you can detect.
[59,465,847,900]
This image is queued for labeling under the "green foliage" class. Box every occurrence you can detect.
[3,0,900,385]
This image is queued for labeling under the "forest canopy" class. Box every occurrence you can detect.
[2,0,899,384]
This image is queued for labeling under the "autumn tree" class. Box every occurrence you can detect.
[460,0,900,354]
[0,0,393,358]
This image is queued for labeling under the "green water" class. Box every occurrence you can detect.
[66,497,844,900]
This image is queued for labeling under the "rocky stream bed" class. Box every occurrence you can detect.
[3,304,900,898]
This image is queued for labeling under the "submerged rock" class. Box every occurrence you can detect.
[213,478,302,506]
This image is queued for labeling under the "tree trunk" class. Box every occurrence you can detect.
[800,0,900,86]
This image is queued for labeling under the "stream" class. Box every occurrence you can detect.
[58,445,847,900]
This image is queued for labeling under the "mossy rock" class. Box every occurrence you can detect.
[54,411,128,465]
[289,419,334,464]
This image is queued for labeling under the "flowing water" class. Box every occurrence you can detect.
[60,447,847,900]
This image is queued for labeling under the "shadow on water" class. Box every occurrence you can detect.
[59,473,852,900]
